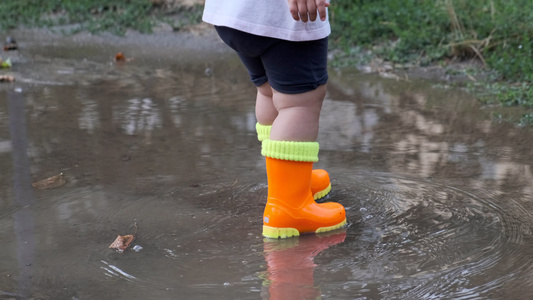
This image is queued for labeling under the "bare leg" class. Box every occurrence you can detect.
[255,82,278,125]
[270,84,326,142]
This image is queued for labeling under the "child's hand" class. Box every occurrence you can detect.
[288,0,330,22]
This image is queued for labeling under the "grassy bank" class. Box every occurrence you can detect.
[330,0,532,125]
[1,0,532,125]
[331,0,532,81]
[0,0,202,35]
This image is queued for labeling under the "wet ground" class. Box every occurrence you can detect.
[1,29,533,300]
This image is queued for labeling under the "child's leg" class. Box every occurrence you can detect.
[270,84,326,142]
[256,83,332,200]
[256,82,277,126]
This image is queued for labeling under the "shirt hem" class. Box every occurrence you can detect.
[202,12,330,42]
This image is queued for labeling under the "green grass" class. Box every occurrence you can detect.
[330,0,533,82]
[330,0,533,125]
[482,83,533,108]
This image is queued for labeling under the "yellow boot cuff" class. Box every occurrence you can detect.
[261,139,319,162]
[256,123,272,142]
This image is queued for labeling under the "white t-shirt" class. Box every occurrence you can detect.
[202,0,331,42]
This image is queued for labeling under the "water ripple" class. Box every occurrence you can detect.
[321,171,533,299]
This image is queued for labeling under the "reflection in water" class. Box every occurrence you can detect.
[262,231,346,300]
[323,71,533,206]
[7,91,36,298]
[117,98,162,136]
[78,98,99,133]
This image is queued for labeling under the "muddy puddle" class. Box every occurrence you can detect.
[1,29,533,299]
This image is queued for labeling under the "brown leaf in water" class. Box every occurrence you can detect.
[4,44,18,51]
[32,173,66,189]
[115,52,125,61]
[114,52,134,63]
[0,75,15,82]
[109,223,138,253]
[109,235,135,252]
[3,36,17,51]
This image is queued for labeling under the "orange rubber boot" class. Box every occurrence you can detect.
[257,123,332,200]
[261,139,346,238]
[263,157,346,238]
[311,169,331,200]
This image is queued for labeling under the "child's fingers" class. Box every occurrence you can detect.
[288,0,329,22]
[288,0,301,21]
[317,0,329,21]
[307,0,318,22]
[297,0,309,22]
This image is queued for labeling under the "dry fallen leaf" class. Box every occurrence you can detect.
[4,36,17,51]
[32,173,66,189]
[0,75,15,82]
[109,235,135,252]
[115,52,125,61]
[3,44,17,51]
[109,223,138,253]
[114,52,134,63]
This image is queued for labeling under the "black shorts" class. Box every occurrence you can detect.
[215,26,328,94]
